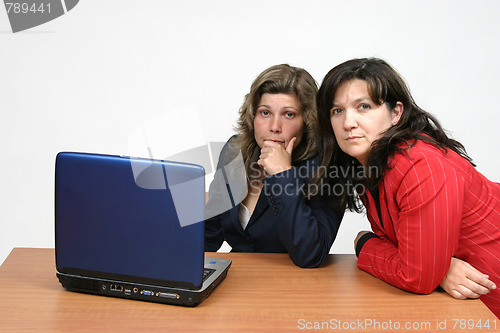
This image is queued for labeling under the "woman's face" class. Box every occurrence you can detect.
[254,93,304,149]
[330,79,402,165]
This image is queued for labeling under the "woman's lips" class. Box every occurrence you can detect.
[265,139,285,144]
[346,136,362,142]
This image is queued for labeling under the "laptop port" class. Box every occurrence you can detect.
[141,290,153,296]
[110,284,123,292]
[158,292,179,299]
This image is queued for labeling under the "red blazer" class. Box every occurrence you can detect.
[357,140,500,318]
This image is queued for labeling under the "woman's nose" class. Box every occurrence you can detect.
[270,117,282,133]
[344,109,358,129]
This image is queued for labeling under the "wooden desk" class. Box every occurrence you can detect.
[0,248,497,332]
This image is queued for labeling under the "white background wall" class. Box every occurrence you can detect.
[1,0,499,265]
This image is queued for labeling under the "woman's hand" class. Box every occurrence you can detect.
[258,137,296,176]
[354,231,373,249]
[440,257,496,299]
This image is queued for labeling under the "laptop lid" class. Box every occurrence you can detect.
[55,152,206,290]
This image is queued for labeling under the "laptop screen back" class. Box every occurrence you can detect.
[55,152,206,290]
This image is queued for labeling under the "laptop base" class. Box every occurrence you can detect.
[57,258,230,307]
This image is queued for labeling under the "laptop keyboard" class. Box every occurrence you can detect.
[203,268,216,281]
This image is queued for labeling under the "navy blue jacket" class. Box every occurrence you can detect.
[204,137,343,268]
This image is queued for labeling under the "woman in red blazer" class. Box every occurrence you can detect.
[314,58,500,318]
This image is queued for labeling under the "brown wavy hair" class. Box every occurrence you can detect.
[235,64,319,181]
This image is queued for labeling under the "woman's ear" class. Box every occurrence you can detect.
[391,102,404,126]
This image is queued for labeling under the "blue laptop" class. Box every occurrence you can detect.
[55,152,231,306]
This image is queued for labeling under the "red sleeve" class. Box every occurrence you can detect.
[357,147,464,294]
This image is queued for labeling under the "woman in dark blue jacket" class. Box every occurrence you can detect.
[204,64,343,268]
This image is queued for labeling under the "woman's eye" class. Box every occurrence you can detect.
[331,108,343,116]
[259,110,270,116]
[284,112,295,118]
[359,104,370,111]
